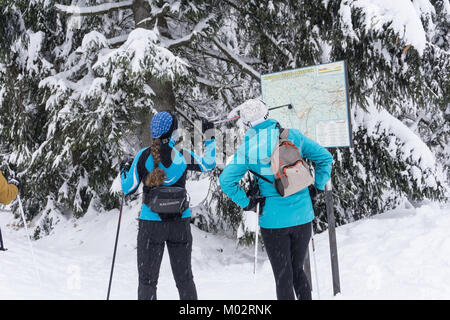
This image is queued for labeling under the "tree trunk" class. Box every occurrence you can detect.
[132,0,177,148]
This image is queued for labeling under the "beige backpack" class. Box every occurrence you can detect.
[250,128,314,197]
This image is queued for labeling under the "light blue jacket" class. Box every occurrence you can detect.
[121,138,216,221]
[219,119,333,229]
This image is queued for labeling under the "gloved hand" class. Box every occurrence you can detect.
[244,196,266,215]
[120,158,134,174]
[308,185,323,207]
[201,119,215,138]
[8,177,21,194]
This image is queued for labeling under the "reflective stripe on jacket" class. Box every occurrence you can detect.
[121,138,216,221]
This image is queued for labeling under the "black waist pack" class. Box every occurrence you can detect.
[143,186,189,220]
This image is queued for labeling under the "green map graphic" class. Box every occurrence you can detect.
[261,61,352,148]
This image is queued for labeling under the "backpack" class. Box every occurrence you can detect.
[250,127,314,197]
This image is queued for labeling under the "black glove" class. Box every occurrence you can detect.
[201,119,215,138]
[244,196,266,215]
[308,185,323,206]
[8,177,21,194]
[120,158,134,174]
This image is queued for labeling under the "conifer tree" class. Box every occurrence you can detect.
[1,0,447,240]
[228,0,448,231]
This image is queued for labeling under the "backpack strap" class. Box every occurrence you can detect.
[246,123,290,185]
[249,169,273,185]
[275,122,290,140]
[279,128,290,140]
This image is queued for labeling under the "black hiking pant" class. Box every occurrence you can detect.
[137,218,197,300]
[261,222,312,300]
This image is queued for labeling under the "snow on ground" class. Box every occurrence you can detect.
[0,193,449,300]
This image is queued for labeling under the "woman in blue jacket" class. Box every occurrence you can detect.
[219,99,333,300]
[121,111,215,300]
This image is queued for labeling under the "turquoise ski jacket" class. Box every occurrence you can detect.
[219,119,333,229]
[121,138,216,221]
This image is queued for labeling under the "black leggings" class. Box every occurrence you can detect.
[261,222,312,300]
[137,218,197,300]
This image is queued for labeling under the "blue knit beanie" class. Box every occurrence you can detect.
[151,111,174,138]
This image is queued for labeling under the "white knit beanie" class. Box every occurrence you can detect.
[238,99,269,127]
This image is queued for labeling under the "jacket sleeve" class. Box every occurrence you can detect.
[219,152,250,209]
[290,130,333,190]
[120,148,148,195]
[0,171,18,205]
[183,138,216,173]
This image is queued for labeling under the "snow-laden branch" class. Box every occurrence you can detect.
[55,1,133,16]
[261,29,293,62]
[163,14,215,50]
[212,37,260,81]
[200,47,262,65]
[427,42,450,56]
[136,3,171,27]
[223,0,241,11]
[108,34,129,47]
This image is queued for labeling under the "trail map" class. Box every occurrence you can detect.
[261,61,352,148]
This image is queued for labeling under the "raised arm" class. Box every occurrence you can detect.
[183,138,216,173]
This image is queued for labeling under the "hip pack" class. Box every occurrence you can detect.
[143,186,189,220]
[250,127,314,197]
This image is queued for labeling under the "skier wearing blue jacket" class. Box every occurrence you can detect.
[120,111,215,300]
[219,99,333,300]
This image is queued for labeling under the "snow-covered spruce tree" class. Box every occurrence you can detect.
[0,0,59,226]
[27,0,218,236]
[227,0,448,232]
[1,0,260,237]
[174,6,263,235]
[415,0,450,182]
[52,0,267,237]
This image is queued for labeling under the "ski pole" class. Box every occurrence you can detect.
[253,202,260,275]
[213,115,240,125]
[176,104,294,131]
[311,233,321,300]
[107,193,125,300]
[214,104,294,125]
[17,194,42,286]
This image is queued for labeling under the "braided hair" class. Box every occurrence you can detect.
[145,138,166,187]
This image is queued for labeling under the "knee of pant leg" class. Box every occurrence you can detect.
[139,275,158,287]
[172,268,194,286]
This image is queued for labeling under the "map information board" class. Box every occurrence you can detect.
[261,61,352,148]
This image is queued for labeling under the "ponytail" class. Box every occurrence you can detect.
[145,139,166,187]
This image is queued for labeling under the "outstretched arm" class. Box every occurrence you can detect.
[183,138,216,173]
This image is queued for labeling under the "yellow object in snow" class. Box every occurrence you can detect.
[0,171,18,205]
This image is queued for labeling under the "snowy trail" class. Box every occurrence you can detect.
[1,201,449,300]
